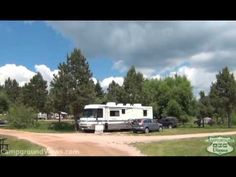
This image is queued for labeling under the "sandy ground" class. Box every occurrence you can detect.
[1,129,236,156]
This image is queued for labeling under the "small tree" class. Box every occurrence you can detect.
[95,81,105,103]
[164,99,182,119]
[7,104,36,128]
[4,78,20,104]
[0,91,9,114]
[209,67,236,128]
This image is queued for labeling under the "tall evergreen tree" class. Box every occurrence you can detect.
[4,77,20,103]
[209,67,236,128]
[95,81,104,103]
[22,73,48,114]
[50,62,71,122]
[123,66,145,104]
[197,91,214,127]
[107,80,124,103]
[50,49,96,128]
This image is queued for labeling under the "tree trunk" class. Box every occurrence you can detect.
[227,112,231,128]
[202,118,204,127]
[74,114,79,131]
[59,113,61,123]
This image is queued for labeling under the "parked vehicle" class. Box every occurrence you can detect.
[131,118,163,133]
[78,102,153,131]
[0,120,8,126]
[194,117,214,127]
[158,117,178,128]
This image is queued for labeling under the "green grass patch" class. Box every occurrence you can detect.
[0,135,47,156]
[128,126,236,136]
[133,135,236,156]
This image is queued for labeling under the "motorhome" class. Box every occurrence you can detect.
[78,102,153,131]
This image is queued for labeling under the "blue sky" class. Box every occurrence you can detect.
[1,21,236,96]
[0,21,121,80]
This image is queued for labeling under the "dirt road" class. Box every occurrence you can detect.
[1,129,236,156]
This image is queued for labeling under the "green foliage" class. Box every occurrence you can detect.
[106,80,125,103]
[21,73,48,113]
[164,99,182,118]
[94,81,105,104]
[123,66,145,104]
[143,75,195,120]
[197,91,214,119]
[7,104,36,128]
[4,78,20,104]
[0,91,9,113]
[209,67,236,128]
[50,48,96,119]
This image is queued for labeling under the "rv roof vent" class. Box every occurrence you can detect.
[126,103,131,106]
[106,102,116,106]
[133,103,142,107]
[117,103,123,106]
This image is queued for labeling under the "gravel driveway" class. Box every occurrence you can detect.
[1,129,236,156]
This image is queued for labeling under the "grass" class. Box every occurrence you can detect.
[133,135,236,156]
[1,120,76,133]
[0,135,47,156]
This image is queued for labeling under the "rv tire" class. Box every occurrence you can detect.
[144,128,149,134]
[104,123,108,131]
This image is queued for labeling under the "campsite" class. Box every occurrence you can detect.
[1,21,236,156]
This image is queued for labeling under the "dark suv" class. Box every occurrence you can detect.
[158,117,178,128]
[131,118,163,133]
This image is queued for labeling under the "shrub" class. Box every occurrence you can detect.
[7,104,36,128]
[0,92,9,114]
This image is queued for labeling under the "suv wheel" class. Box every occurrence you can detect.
[158,126,163,132]
[145,128,149,134]
[168,124,172,129]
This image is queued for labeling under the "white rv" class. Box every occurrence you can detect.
[78,102,153,131]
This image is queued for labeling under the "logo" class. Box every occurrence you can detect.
[206,136,235,155]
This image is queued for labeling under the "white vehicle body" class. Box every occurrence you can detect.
[78,102,153,131]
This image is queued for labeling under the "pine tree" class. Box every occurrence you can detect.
[50,49,96,128]
[107,80,124,103]
[209,67,236,128]
[21,73,48,115]
[4,77,20,104]
[95,81,104,103]
[123,66,145,104]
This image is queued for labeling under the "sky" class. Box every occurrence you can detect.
[1,21,236,97]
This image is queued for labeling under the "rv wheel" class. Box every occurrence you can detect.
[145,128,149,134]
[104,123,108,131]
[158,127,163,132]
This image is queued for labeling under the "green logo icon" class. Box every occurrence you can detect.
[206,136,235,155]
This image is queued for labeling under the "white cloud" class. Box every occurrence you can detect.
[136,67,156,78]
[91,77,97,84]
[35,64,59,87]
[112,60,128,73]
[0,64,35,86]
[0,64,58,88]
[172,66,216,96]
[100,76,124,91]
[190,52,214,63]
[151,74,161,80]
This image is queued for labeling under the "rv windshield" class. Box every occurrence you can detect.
[83,109,103,118]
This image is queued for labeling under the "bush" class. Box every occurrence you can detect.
[232,112,236,126]
[179,114,189,124]
[0,92,9,114]
[7,104,36,128]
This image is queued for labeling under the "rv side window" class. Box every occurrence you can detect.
[122,109,125,114]
[110,111,120,117]
[143,110,147,116]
